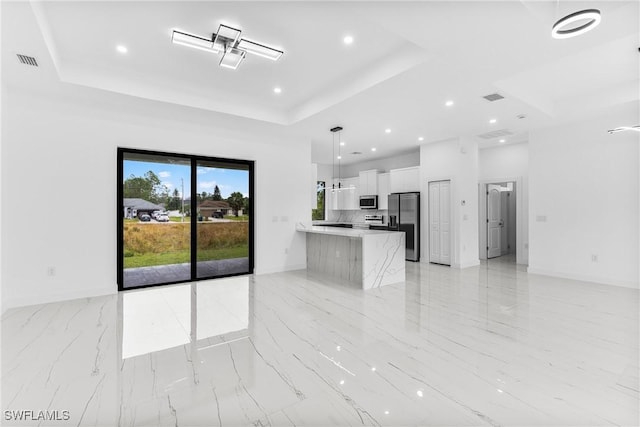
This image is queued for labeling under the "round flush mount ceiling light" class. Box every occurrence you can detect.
[418,137,424,141]
[385,128,391,133]
[371,147,377,152]
[489,118,497,124]
[551,9,601,39]
[343,35,354,45]
[116,45,128,54]
[445,100,454,107]
[273,87,282,94]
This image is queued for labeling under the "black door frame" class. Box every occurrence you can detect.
[117,147,255,291]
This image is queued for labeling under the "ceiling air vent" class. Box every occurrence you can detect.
[16,54,38,67]
[477,129,513,139]
[482,93,504,102]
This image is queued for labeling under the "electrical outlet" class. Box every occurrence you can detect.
[47,266,56,277]
[591,254,598,262]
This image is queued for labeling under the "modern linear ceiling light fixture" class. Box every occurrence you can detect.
[608,125,640,134]
[551,9,601,39]
[171,24,283,70]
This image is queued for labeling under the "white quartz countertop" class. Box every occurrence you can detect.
[296,223,401,238]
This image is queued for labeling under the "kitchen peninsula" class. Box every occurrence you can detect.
[296,223,405,289]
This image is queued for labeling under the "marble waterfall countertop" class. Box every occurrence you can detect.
[296,222,405,289]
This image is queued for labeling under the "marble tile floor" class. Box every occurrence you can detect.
[123,258,249,288]
[1,261,638,426]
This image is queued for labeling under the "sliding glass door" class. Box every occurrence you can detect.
[118,148,253,290]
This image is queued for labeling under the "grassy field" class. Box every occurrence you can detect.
[123,222,248,268]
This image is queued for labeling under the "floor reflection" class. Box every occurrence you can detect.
[2,263,638,426]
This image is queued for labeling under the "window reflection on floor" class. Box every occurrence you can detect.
[121,276,250,359]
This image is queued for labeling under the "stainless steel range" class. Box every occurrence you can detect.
[364,214,384,225]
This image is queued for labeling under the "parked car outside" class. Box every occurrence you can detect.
[212,211,224,219]
[139,214,151,222]
[151,211,160,219]
[156,214,170,222]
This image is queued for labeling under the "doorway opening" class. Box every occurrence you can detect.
[484,181,516,263]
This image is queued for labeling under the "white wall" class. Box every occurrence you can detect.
[528,104,639,288]
[420,137,479,268]
[1,86,311,311]
[478,142,529,264]
[339,149,420,177]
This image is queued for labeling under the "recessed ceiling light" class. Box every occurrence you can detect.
[340,141,345,146]
[418,137,424,141]
[343,35,354,45]
[371,147,377,152]
[116,45,128,54]
[489,119,497,124]
[385,128,391,134]
[337,155,342,160]
[499,139,506,143]
[273,87,282,94]
[445,100,454,107]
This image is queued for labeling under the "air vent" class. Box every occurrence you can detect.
[16,54,38,67]
[477,129,514,139]
[350,151,362,155]
[482,93,504,102]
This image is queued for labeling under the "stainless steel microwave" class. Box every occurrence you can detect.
[359,195,378,209]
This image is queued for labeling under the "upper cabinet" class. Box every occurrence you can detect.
[377,173,390,210]
[358,169,378,196]
[389,166,420,193]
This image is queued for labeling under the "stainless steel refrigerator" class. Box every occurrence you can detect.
[388,192,420,261]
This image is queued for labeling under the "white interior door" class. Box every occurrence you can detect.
[429,180,451,265]
[439,181,451,265]
[487,184,502,258]
[429,182,440,263]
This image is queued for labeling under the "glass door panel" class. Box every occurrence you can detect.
[121,152,191,289]
[195,161,251,279]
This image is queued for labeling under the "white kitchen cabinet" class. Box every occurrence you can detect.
[377,173,390,210]
[389,166,420,193]
[358,169,378,196]
[331,177,359,210]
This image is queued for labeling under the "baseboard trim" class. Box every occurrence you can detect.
[454,260,480,269]
[255,263,307,276]
[2,286,116,312]
[527,267,639,289]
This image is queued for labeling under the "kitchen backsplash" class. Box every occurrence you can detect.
[326,209,388,223]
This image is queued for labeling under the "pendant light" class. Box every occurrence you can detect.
[330,126,343,193]
[551,6,601,39]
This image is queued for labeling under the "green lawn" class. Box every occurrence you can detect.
[224,215,249,221]
[124,244,248,268]
[169,216,190,222]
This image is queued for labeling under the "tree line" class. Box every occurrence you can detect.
[124,171,249,216]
